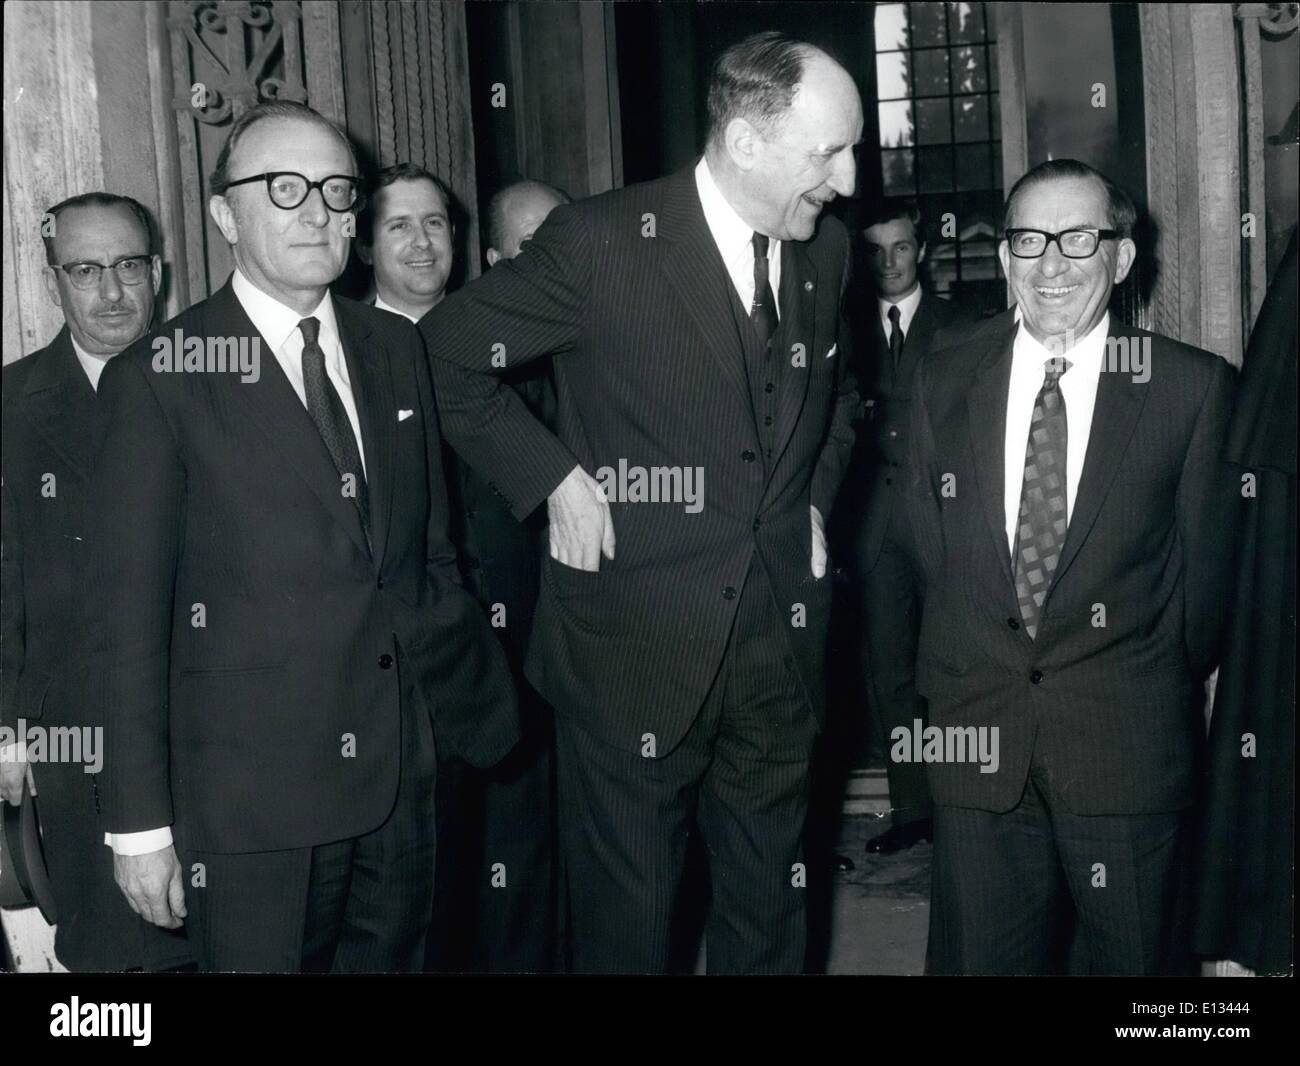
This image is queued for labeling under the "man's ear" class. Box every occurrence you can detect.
[724,117,761,173]
[209,194,239,246]
[43,267,63,309]
[1112,237,1136,286]
[917,241,927,265]
[486,247,501,268]
[997,239,1012,281]
[149,254,163,297]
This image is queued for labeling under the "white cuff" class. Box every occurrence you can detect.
[0,741,27,763]
[104,827,174,856]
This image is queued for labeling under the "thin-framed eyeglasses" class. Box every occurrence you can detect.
[50,255,153,290]
[1004,228,1121,259]
[223,172,360,212]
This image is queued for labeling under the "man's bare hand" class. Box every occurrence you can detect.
[114,846,186,929]
[547,464,615,571]
[811,504,828,579]
[0,754,34,806]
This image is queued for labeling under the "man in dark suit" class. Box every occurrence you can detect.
[82,101,517,972]
[422,32,862,974]
[843,199,969,856]
[1,193,191,971]
[907,159,1235,975]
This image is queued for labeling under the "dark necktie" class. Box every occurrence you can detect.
[1013,357,1071,639]
[750,232,778,348]
[299,316,370,547]
[888,303,904,373]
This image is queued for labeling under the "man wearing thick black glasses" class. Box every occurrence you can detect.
[79,101,517,971]
[2,192,196,971]
[905,159,1235,974]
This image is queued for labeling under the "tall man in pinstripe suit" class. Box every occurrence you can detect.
[906,160,1235,974]
[422,32,863,973]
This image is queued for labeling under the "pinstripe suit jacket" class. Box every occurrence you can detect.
[422,165,859,755]
[906,310,1236,814]
[82,280,517,853]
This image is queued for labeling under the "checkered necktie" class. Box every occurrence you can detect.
[299,316,370,548]
[1013,357,1071,639]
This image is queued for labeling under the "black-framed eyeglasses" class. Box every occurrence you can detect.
[1004,228,1121,259]
[223,172,360,212]
[51,255,153,291]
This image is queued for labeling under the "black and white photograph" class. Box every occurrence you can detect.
[0,0,1294,1040]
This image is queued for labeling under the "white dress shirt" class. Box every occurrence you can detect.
[373,293,419,324]
[695,157,781,319]
[71,335,109,391]
[878,283,923,341]
[1002,311,1110,558]
[105,270,369,857]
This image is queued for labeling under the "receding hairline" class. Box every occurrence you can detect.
[224,113,357,180]
[46,200,152,261]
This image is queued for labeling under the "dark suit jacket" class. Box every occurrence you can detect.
[906,310,1235,815]
[846,290,969,572]
[2,330,191,969]
[83,280,517,853]
[421,165,859,754]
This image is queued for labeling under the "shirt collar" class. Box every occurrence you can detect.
[1012,309,1110,384]
[69,333,109,391]
[879,284,923,329]
[373,293,419,323]
[232,268,339,353]
[695,156,777,268]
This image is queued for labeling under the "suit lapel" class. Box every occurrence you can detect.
[769,238,817,472]
[23,329,96,478]
[898,295,936,383]
[967,321,1017,586]
[657,171,753,407]
[337,305,394,569]
[1052,326,1149,584]
[208,283,371,559]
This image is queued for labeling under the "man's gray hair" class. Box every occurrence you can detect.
[705,31,814,149]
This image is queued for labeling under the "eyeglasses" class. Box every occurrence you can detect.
[1004,228,1121,259]
[51,256,153,291]
[223,172,360,212]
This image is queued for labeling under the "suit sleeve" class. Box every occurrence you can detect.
[412,327,464,593]
[902,352,944,595]
[420,204,592,521]
[810,233,863,517]
[84,356,184,834]
[1178,354,1237,680]
[0,473,23,732]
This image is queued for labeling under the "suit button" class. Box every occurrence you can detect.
[377,578,384,590]
[764,415,774,426]
[379,653,394,670]
[722,586,737,600]
[742,450,756,462]
[889,430,898,438]
[884,477,893,486]
[1007,617,1020,630]
[765,382,775,393]
[752,519,761,531]
[1029,669,1043,684]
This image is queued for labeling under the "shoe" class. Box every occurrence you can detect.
[832,853,856,873]
[865,818,932,854]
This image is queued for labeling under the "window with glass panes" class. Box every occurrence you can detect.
[875,2,1004,311]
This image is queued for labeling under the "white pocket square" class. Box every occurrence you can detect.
[398,409,414,422]
[824,343,837,359]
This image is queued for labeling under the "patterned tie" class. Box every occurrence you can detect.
[750,232,778,348]
[299,317,370,548]
[888,303,904,373]
[1013,356,1071,639]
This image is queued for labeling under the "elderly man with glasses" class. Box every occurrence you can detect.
[2,192,197,971]
[904,158,1236,975]
[75,101,518,972]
